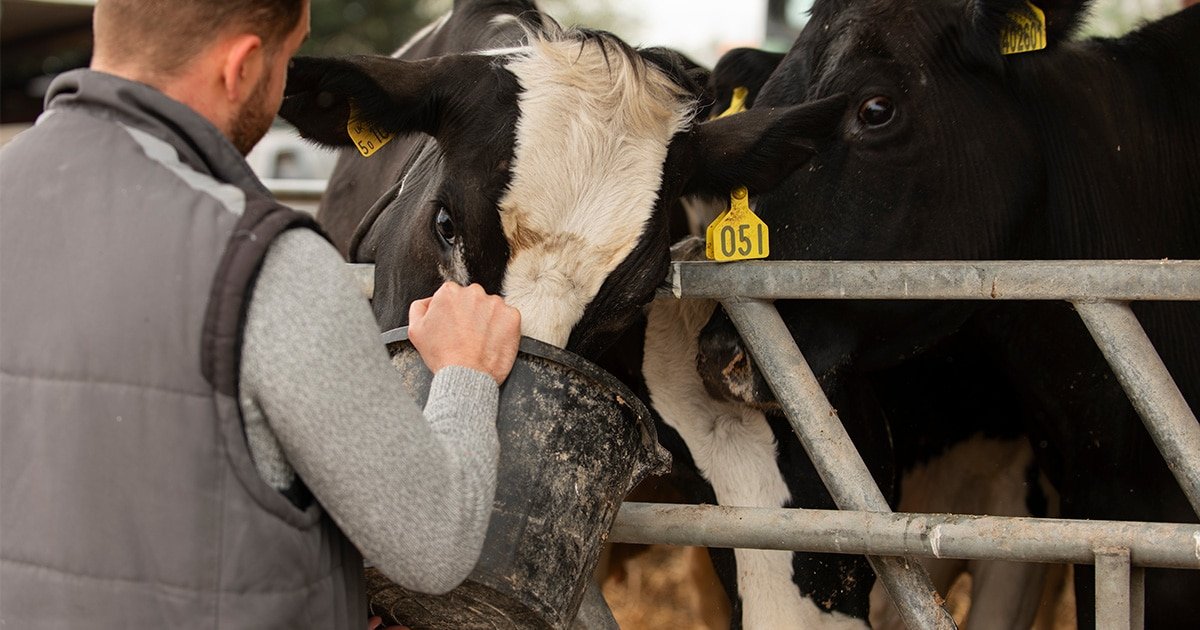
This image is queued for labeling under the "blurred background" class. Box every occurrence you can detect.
[3,0,1192,119]
[1,0,1194,178]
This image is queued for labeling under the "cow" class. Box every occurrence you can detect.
[279,0,846,360]
[277,0,855,626]
[676,0,1199,627]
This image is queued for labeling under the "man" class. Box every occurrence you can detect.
[0,1,521,628]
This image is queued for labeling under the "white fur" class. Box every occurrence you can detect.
[438,241,470,286]
[869,436,1055,630]
[643,265,868,630]
[498,36,695,347]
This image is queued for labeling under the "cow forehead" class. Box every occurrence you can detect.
[496,35,695,347]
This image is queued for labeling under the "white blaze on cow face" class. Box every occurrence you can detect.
[497,36,694,347]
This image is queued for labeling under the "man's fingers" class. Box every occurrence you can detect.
[408,296,432,327]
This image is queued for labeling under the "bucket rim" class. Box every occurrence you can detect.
[380,326,663,462]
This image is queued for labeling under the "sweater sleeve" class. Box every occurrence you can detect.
[238,228,500,594]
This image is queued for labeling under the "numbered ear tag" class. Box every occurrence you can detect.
[999,2,1047,55]
[347,105,394,158]
[705,187,769,262]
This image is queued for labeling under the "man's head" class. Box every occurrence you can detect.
[92,0,311,154]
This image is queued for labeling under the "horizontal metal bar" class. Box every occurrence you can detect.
[670,260,1200,301]
[1075,301,1200,518]
[609,503,1200,570]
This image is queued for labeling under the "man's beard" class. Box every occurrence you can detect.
[230,72,275,156]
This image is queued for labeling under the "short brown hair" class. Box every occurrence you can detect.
[94,0,305,77]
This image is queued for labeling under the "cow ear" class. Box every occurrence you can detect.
[676,93,846,197]
[709,48,786,113]
[279,54,486,147]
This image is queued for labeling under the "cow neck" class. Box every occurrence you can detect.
[43,69,271,200]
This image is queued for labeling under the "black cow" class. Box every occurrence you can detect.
[684,0,1199,627]
[280,0,847,363]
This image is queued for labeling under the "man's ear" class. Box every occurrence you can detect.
[672,93,846,198]
[221,34,266,104]
[278,54,489,148]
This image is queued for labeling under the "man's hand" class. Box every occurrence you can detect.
[407,282,522,385]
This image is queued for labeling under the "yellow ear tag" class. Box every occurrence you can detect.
[999,2,1047,55]
[714,86,750,120]
[705,187,769,262]
[347,105,394,158]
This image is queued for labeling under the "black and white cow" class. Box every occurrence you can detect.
[280,0,845,362]
[680,0,1199,627]
[651,46,1061,630]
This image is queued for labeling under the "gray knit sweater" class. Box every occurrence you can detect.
[238,228,500,595]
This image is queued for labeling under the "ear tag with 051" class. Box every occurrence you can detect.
[705,187,769,262]
[347,104,394,158]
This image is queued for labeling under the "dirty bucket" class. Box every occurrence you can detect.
[367,327,670,630]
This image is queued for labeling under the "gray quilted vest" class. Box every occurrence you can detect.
[0,70,365,629]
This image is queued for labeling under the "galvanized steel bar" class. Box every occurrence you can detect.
[609,503,1200,569]
[670,260,1200,301]
[1074,300,1200,517]
[721,299,956,630]
[1095,549,1132,630]
[1131,567,1146,630]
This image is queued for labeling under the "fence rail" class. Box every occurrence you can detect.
[346,255,1200,629]
[653,259,1200,630]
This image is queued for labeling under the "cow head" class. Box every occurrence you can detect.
[281,25,846,360]
[697,0,1108,400]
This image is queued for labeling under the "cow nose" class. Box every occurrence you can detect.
[696,308,778,409]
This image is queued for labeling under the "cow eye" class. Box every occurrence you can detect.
[857,96,894,127]
[434,207,456,247]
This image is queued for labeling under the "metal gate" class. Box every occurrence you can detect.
[274,180,1200,629]
[609,260,1200,630]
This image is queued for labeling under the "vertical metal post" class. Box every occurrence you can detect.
[1130,567,1145,630]
[722,299,956,630]
[1095,549,1132,630]
[1074,300,1200,517]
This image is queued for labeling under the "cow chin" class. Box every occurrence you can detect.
[696,309,779,412]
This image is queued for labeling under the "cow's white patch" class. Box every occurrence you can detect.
[489,14,519,29]
[870,436,1053,630]
[643,280,867,630]
[392,10,452,57]
[438,241,470,286]
[498,35,695,347]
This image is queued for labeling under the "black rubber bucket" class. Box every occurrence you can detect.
[367,327,670,630]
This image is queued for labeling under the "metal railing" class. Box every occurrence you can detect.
[611,259,1200,630]
[307,167,1200,626]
